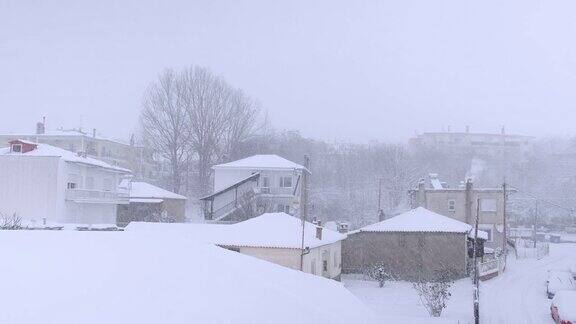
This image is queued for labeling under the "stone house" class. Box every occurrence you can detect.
[342,207,484,280]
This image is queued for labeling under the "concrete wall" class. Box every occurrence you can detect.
[214,169,256,192]
[0,156,63,222]
[342,231,468,280]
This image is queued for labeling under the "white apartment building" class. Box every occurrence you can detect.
[0,140,131,225]
[201,155,308,222]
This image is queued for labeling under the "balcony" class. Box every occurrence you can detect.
[256,187,296,196]
[66,189,129,204]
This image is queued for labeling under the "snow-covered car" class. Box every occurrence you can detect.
[547,270,575,299]
[551,290,576,324]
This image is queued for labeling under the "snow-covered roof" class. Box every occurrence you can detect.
[358,207,473,234]
[0,230,372,323]
[1,129,130,146]
[230,213,345,249]
[130,182,186,200]
[129,198,163,203]
[213,154,307,171]
[127,212,346,249]
[0,143,130,172]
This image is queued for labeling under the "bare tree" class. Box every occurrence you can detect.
[141,66,260,196]
[141,69,190,193]
[181,66,260,196]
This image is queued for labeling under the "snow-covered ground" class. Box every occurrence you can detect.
[344,243,576,324]
[0,231,374,324]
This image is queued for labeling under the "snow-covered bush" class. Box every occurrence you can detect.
[412,268,457,317]
[367,262,392,288]
[0,213,23,230]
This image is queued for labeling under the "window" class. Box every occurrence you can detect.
[480,199,497,212]
[11,144,22,153]
[103,178,113,192]
[448,200,456,212]
[323,260,328,272]
[279,176,292,188]
[67,182,77,189]
[277,204,290,214]
[261,176,270,193]
[480,227,493,242]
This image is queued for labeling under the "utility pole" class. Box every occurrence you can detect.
[502,182,507,266]
[472,198,481,324]
[299,155,310,271]
[533,200,538,248]
[378,178,382,214]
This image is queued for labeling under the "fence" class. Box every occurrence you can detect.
[478,256,505,280]
[514,239,550,259]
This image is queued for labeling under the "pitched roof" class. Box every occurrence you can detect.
[130,182,187,200]
[213,154,306,171]
[126,212,346,249]
[358,207,473,234]
[229,213,345,249]
[0,142,130,172]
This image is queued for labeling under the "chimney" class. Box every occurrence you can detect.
[416,179,427,208]
[315,226,322,240]
[378,209,386,222]
[92,128,96,138]
[465,179,473,224]
[36,117,46,135]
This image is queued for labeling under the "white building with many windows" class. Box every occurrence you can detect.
[201,155,308,222]
[0,140,131,225]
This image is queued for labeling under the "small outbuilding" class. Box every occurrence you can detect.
[117,182,187,226]
[126,212,346,280]
[342,207,485,280]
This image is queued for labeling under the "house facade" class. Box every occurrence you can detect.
[342,207,483,280]
[0,140,131,224]
[201,155,308,222]
[409,176,511,250]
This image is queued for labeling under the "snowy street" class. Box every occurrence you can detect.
[344,243,576,324]
[481,244,576,324]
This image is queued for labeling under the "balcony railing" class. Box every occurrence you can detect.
[66,189,129,204]
[257,187,295,196]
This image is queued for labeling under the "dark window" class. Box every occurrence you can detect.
[67,182,77,189]
[11,144,22,153]
[323,260,328,272]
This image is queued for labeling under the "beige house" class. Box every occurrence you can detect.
[127,212,345,280]
[409,176,511,250]
[342,207,484,280]
[117,181,187,226]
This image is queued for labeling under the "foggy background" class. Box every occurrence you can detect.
[2,0,576,142]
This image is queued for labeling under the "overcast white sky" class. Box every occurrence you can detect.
[2,0,576,142]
